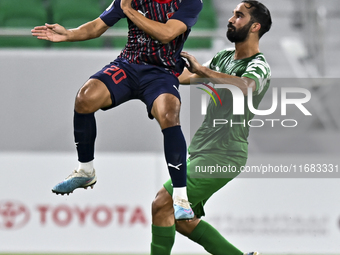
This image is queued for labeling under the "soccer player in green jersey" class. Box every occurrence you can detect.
[150,1,272,254]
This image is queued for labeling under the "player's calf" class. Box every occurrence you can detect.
[175,216,200,236]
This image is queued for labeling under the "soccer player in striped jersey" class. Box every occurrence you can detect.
[150,1,272,254]
[31,0,202,220]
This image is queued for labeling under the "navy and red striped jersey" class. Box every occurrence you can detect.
[100,0,203,76]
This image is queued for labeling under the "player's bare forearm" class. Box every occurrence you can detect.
[68,18,109,41]
[31,18,108,42]
[194,66,256,95]
[121,1,186,44]
[181,51,255,95]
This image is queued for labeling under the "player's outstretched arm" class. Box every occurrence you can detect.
[31,18,109,43]
[120,0,186,44]
[181,51,256,95]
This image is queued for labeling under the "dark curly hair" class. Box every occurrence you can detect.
[242,0,272,38]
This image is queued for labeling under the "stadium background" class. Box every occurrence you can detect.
[0,0,339,254]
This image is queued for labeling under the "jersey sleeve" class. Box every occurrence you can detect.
[242,55,271,95]
[100,0,126,27]
[170,0,203,29]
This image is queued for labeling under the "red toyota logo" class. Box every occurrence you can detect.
[0,200,30,230]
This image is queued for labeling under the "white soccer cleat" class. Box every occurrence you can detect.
[52,169,97,195]
[173,196,194,220]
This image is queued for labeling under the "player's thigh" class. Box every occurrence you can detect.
[164,155,242,217]
[89,60,137,111]
[188,154,246,197]
[188,156,234,201]
[164,156,231,199]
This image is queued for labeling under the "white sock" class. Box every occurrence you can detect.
[173,187,188,201]
[78,160,94,174]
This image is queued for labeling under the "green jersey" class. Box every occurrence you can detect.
[189,49,271,160]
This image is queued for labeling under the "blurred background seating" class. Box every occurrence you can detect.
[0,0,217,49]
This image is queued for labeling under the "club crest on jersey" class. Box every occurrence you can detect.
[167,12,175,19]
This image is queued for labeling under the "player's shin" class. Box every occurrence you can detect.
[150,224,176,255]
[51,111,97,195]
[162,125,194,220]
[162,125,187,198]
[74,110,97,172]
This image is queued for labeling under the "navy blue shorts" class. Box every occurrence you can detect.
[90,58,181,119]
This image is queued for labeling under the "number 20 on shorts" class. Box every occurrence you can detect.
[104,65,127,84]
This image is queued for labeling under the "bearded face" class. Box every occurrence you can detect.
[227,20,253,43]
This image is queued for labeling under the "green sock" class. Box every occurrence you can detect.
[188,220,243,255]
[150,224,176,255]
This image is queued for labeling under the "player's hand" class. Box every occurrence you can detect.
[31,23,69,42]
[181,51,202,74]
[120,0,133,11]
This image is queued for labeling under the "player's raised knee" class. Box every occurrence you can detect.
[75,92,95,113]
[75,79,112,113]
[152,94,181,129]
[152,187,173,217]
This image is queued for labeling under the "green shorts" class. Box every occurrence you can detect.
[164,153,246,218]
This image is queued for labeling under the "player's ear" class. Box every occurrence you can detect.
[251,22,261,34]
